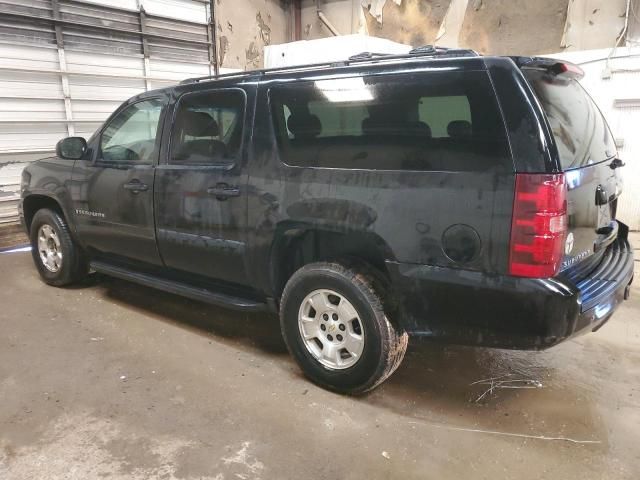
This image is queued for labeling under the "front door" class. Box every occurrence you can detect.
[71,96,167,266]
[154,87,251,286]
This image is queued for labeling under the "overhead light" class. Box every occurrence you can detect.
[314,77,374,103]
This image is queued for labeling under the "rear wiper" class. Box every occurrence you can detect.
[610,158,626,169]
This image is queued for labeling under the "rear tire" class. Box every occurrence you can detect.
[30,208,88,286]
[280,261,408,394]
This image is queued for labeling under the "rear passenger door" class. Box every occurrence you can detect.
[154,86,253,286]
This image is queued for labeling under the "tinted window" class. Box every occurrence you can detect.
[419,96,471,137]
[524,69,616,170]
[100,99,164,163]
[269,71,510,172]
[170,90,245,166]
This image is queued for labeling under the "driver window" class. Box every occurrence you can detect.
[100,99,164,163]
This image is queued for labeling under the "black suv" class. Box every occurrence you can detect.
[20,48,634,393]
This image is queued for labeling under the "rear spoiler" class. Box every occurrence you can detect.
[509,56,585,80]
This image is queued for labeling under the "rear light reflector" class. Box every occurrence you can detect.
[509,173,567,278]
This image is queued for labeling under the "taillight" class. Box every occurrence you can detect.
[550,62,585,80]
[509,173,567,278]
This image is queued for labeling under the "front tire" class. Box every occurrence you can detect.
[30,208,88,286]
[280,262,408,394]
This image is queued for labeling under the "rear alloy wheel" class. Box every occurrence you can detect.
[280,262,408,394]
[298,288,365,370]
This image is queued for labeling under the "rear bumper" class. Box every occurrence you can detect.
[387,229,634,350]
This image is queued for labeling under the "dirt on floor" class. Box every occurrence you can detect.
[0,237,639,479]
[0,222,27,250]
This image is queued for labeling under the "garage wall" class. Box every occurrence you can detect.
[0,0,289,224]
[306,0,636,56]
[216,0,290,70]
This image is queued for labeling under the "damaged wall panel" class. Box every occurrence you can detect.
[459,0,569,55]
[361,0,451,47]
[300,0,360,40]
[301,0,637,55]
[436,0,468,47]
[216,0,289,70]
[298,0,450,46]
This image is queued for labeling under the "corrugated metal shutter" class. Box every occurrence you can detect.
[0,0,228,224]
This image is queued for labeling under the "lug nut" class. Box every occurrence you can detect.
[332,313,338,321]
[336,334,343,341]
[320,324,326,331]
[339,324,345,331]
[327,334,333,341]
[323,314,329,321]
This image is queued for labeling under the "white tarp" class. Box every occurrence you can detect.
[264,34,411,68]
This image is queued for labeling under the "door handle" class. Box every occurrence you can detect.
[207,183,240,200]
[123,180,149,193]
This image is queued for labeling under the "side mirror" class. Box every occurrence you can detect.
[56,136,87,160]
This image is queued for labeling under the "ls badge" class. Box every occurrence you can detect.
[565,232,574,255]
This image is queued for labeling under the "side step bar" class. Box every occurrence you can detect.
[90,261,268,312]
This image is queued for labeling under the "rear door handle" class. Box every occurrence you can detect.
[207,183,240,200]
[123,180,149,193]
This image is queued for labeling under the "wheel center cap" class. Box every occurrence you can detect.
[327,323,337,334]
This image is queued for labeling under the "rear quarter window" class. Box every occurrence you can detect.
[524,69,616,170]
[269,71,511,172]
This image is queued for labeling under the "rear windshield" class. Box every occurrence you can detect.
[269,71,510,172]
[524,69,616,170]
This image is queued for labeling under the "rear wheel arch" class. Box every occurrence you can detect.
[269,227,396,302]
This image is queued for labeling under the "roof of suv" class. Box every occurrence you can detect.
[133,47,576,102]
[180,46,482,86]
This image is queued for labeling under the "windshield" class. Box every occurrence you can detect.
[524,68,616,170]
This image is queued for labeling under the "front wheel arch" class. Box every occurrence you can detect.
[23,194,66,233]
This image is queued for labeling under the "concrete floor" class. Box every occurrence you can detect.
[0,239,639,480]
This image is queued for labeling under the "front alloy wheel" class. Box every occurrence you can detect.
[29,208,88,286]
[37,224,63,273]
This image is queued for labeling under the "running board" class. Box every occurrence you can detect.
[90,260,267,312]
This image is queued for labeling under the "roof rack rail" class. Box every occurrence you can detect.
[410,45,479,57]
[348,51,393,61]
[180,45,479,85]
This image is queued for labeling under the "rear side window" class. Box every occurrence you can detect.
[170,89,245,166]
[524,69,616,170]
[419,96,471,137]
[269,71,510,172]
